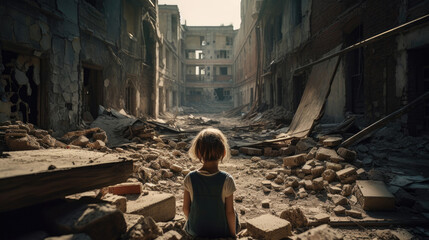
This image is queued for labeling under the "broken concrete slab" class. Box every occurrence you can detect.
[239,147,263,156]
[322,136,343,147]
[355,180,395,211]
[127,192,176,222]
[333,205,345,215]
[247,214,292,240]
[283,153,306,168]
[311,213,330,225]
[345,209,362,218]
[316,147,344,163]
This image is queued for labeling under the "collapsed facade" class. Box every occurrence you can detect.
[235,0,429,135]
[0,0,158,135]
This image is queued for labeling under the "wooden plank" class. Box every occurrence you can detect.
[286,46,342,138]
[0,149,133,212]
[341,90,429,147]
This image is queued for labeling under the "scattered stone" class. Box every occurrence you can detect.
[5,135,40,150]
[158,158,171,168]
[333,205,345,215]
[172,150,181,157]
[304,180,314,190]
[279,145,296,156]
[162,169,174,178]
[331,195,348,206]
[115,147,125,153]
[262,199,270,208]
[297,188,308,198]
[312,213,330,224]
[92,131,108,143]
[356,168,367,179]
[239,147,263,156]
[108,182,142,195]
[296,137,316,152]
[150,161,161,170]
[70,135,90,147]
[323,137,342,147]
[125,216,163,240]
[316,147,344,162]
[44,234,92,240]
[181,169,191,176]
[312,177,324,191]
[235,195,245,202]
[285,177,299,188]
[301,164,312,174]
[170,164,183,173]
[264,147,273,156]
[283,153,306,168]
[246,214,292,240]
[284,187,295,195]
[263,186,271,194]
[262,180,272,188]
[341,184,353,196]
[231,149,239,156]
[337,147,357,161]
[375,230,400,240]
[306,147,318,160]
[266,172,277,180]
[176,142,187,150]
[274,177,284,184]
[327,185,342,194]
[279,207,308,228]
[102,193,127,212]
[168,141,177,149]
[127,192,176,222]
[311,166,325,178]
[251,156,261,162]
[345,209,362,218]
[293,224,343,239]
[326,162,342,171]
[43,200,126,240]
[322,169,336,182]
[355,180,395,211]
[336,167,357,184]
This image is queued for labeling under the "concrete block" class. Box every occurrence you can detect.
[316,147,344,162]
[337,147,357,161]
[311,166,325,177]
[336,168,357,184]
[262,199,270,208]
[102,194,127,213]
[322,137,342,147]
[304,180,314,190]
[301,164,312,174]
[312,213,330,224]
[326,162,342,171]
[108,182,142,195]
[355,180,395,211]
[312,177,324,191]
[127,192,176,222]
[333,205,345,215]
[239,147,263,156]
[247,214,292,240]
[283,153,306,167]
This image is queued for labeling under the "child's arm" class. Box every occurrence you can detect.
[183,189,191,219]
[225,194,236,237]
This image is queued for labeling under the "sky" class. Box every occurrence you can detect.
[158,0,241,29]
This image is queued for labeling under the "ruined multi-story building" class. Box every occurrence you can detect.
[182,25,236,108]
[235,0,429,135]
[157,4,183,114]
[0,0,158,135]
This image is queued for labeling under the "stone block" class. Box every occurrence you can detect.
[322,137,342,147]
[312,177,324,191]
[93,131,107,142]
[127,192,176,222]
[239,147,263,156]
[316,147,344,162]
[125,216,163,239]
[246,214,292,240]
[296,137,316,152]
[336,168,357,184]
[333,205,345,215]
[301,164,312,174]
[327,185,342,194]
[355,180,395,211]
[284,187,295,195]
[345,210,362,218]
[266,172,277,180]
[108,182,142,195]
[170,164,183,173]
[311,166,325,177]
[322,169,336,182]
[283,153,306,168]
[262,199,270,208]
[331,195,348,206]
[279,207,308,228]
[5,135,40,151]
[326,162,342,171]
[264,147,273,156]
[71,135,90,147]
[312,213,330,224]
[102,193,127,213]
[43,199,126,240]
[279,145,296,156]
[337,147,357,161]
[341,184,353,196]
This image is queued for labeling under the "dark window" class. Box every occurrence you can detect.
[293,0,302,26]
[85,0,104,12]
[220,67,228,75]
[226,36,233,45]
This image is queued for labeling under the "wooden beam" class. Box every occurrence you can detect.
[0,150,133,212]
[341,91,429,147]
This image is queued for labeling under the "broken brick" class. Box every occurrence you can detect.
[239,147,263,156]
[70,135,90,147]
[345,210,362,218]
[102,193,127,213]
[279,145,296,156]
[283,153,306,168]
[108,182,142,195]
[337,147,357,161]
[322,169,336,182]
[312,177,324,191]
[296,137,316,152]
[127,192,176,222]
[333,205,345,215]
[316,147,344,162]
[262,199,270,208]
[312,213,330,224]
[326,162,342,171]
[311,166,325,177]
[336,167,357,184]
[322,137,342,147]
[247,214,292,240]
[279,207,308,228]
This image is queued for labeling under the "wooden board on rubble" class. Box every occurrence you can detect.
[329,212,429,227]
[0,149,133,212]
[286,46,342,138]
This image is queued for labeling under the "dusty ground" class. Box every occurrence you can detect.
[128,113,426,239]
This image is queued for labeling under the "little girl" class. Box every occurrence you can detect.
[183,128,239,238]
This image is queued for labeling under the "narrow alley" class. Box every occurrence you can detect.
[1,0,429,239]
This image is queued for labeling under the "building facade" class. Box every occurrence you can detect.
[0,0,158,135]
[182,25,236,107]
[235,0,429,135]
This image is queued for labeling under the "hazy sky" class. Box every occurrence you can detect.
[158,0,241,29]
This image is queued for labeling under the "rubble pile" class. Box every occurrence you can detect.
[245,106,294,129]
[61,127,109,151]
[0,120,66,151]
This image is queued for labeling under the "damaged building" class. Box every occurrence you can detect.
[0,0,158,135]
[183,25,236,111]
[235,0,429,135]
[157,5,183,114]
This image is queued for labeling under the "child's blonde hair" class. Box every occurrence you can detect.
[188,128,230,163]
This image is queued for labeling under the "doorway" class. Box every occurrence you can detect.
[82,66,103,120]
